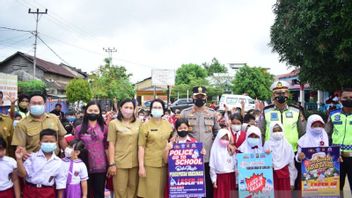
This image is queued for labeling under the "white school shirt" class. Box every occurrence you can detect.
[0,156,17,191]
[62,158,89,185]
[24,150,66,189]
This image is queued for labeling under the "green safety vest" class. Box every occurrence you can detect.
[330,109,352,152]
[264,106,300,152]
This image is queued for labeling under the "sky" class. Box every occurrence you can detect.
[0,0,291,83]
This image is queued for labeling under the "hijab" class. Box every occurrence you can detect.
[297,114,329,148]
[238,126,263,153]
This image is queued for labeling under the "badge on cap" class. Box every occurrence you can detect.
[198,87,203,93]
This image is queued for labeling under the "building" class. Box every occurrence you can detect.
[0,51,88,97]
[134,77,167,106]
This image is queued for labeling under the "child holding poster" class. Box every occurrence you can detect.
[209,129,236,198]
[264,122,297,198]
[238,126,263,153]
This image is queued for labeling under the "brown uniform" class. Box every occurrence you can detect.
[0,114,15,156]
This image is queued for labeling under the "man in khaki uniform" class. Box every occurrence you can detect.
[11,93,67,153]
[0,113,15,156]
[181,86,220,198]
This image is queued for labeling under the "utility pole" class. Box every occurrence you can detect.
[28,8,48,79]
[103,47,117,66]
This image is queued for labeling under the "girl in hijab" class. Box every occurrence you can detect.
[296,114,329,162]
[264,122,297,197]
[210,129,236,198]
[238,126,263,153]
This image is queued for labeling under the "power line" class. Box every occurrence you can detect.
[0,26,33,33]
[37,36,70,66]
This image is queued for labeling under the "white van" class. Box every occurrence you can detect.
[218,94,255,112]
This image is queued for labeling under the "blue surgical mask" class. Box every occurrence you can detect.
[151,109,163,118]
[41,142,57,153]
[67,117,76,123]
[30,105,45,116]
[247,137,260,147]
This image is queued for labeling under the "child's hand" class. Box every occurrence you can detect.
[166,140,174,151]
[298,152,305,161]
[339,156,343,163]
[228,144,237,154]
[265,150,271,154]
[15,146,25,160]
[213,183,217,189]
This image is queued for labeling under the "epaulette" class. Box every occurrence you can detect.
[263,104,275,113]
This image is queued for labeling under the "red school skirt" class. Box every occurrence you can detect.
[0,187,15,198]
[214,172,237,198]
[273,165,291,198]
[23,183,55,198]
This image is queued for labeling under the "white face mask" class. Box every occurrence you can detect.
[231,125,242,132]
[272,132,284,140]
[151,109,163,118]
[311,127,323,135]
[64,147,74,158]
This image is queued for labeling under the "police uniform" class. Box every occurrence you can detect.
[180,86,220,198]
[326,108,352,191]
[0,114,15,157]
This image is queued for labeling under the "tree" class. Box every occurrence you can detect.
[232,65,274,100]
[270,0,352,91]
[18,80,46,95]
[66,78,92,103]
[90,58,135,100]
[175,64,208,85]
[202,58,228,76]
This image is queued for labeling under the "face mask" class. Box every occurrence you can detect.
[247,137,260,147]
[151,109,163,118]
[13,120,20,127]
[19,101,28,109]
[275,96,287,104]
[122,109,134,119]
[220,139,230,147]
[41,142,57,153]
[86,113,99,121]
[341,99,352,108]
[30,105,45,116]
[272,132,284,140]
[311,128,323,135]
[64,147,74,158]
[67,117,76,123]
[231,125,242,132]
[193,98,206,107]
[177,130,188,138]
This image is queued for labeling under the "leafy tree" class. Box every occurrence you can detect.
[175,64,208,85]
[202,58,227,76]
[232,65,274,100]
[66,78,92,103]
[18,80,46,95]
[270,0,352,91]
[90,58,135,100]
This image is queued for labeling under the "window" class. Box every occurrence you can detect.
[226,97,238,105]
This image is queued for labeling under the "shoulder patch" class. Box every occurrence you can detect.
[330,108,342,116]
[263,104,275,110]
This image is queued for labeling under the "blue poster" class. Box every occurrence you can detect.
[237,153,274,198]
[301,146,340,197]
[168,142,205,198]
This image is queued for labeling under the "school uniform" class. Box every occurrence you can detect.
[238,126,264,154]
[23,150,66,198]
[229,128,246,153]
[62,158,88,198]
[264,122,297,198]
[0,156,17,198]
[210,129,236,198]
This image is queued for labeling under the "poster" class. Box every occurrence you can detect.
[168,142,205,198]
[0,73,17,106]
[301,146,340,197]
[152,69,175,86]
[237,153,274,198]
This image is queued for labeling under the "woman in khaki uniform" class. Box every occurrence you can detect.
[138,99,173,198]
[107,99,142,198]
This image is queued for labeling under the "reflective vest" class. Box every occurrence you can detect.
[264,105,300,152]
[330,109,352,152]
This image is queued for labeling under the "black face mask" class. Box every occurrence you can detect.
[275,96,287,104]
[193,98,206,107]
[177,130,188,138]
[342,99,352,108]
[86,113,99,121]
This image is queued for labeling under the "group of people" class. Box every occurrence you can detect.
[0,81,352,198]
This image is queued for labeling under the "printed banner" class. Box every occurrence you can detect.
[0,73,17,106]
[237,153,274,198]
[301,146,340,197]
[168,142,205,198]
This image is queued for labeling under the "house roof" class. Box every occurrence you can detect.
[276,69,300,79]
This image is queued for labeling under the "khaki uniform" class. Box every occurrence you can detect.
[11,113,66,152]
[0,114,15,156]
[137,119,173,198]
[181,106,220,163]
[108,119,141,198]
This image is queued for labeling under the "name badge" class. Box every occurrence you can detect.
[286,112,293,118]
[271,112,279,121]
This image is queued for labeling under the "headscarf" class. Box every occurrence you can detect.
[297,114,329,148]
[209,129,236,173]
[238,126,263,153]
[264,122,294,170]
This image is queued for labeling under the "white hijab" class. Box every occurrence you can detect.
[298,114,329,148]
[238,126,263,153]
[209,129,236,173]
[264,122,294,170]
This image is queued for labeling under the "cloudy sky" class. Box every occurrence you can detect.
[0,0,291,82]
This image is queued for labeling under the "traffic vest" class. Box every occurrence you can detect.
[264,106,300,152]
[331,109,352,152]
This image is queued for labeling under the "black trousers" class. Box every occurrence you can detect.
[88,172,106,198]
[204,162,213,198]
[341,157,352,193]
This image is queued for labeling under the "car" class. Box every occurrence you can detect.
[218,94,255,112]
[170,98,193,113]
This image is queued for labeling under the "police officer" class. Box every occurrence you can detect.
[259,80,306,190]
[181,86,220,198]
[326,88,352,193]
